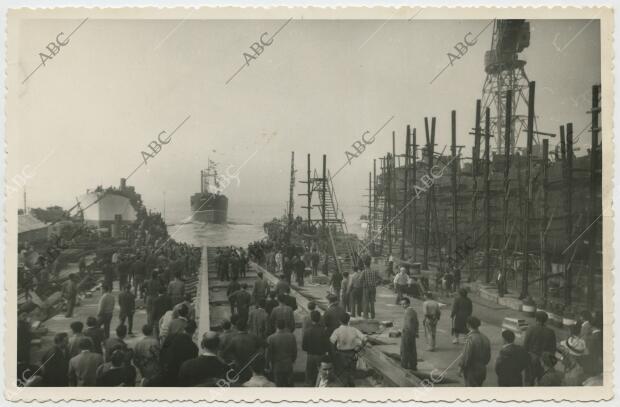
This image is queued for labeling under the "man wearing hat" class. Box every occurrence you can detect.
[559,325,587,386]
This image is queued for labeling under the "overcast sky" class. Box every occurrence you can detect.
[13,18,600,217]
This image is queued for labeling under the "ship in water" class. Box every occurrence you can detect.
[190,161,228,223]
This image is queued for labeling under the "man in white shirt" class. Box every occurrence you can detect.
[393,267,409,304]
[329,313,366,387]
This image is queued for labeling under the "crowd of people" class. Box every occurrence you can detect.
[16,210,205,388]
[17,207,605,388]
[398,286,604,387]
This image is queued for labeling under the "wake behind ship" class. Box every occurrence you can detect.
[191,163,228,223]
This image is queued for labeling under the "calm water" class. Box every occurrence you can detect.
[164,200,367,248]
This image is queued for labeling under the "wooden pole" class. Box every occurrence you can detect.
[502,90,512,289]
[522,81,535,299]
[392,131,397,250]
[379,157,386,254]
[472,100,481,281]
[588,84,600,308]
[565,122,574,305]
[412,129,418,262]
[387,153,393,255]
[401,126,411,259]
[484,108,491,283]
[307,153,311,227]
[423,118,432,269]
[368,171,372,240]
[373,159,377,241]
[451,110,458,263]
[321,154,327,229]
[541,139,549,305]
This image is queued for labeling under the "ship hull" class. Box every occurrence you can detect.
[190,193,228,223]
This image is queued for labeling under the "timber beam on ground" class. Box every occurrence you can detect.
[251,261,423,387]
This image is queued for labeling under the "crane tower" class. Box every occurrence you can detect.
[481,20,532,154]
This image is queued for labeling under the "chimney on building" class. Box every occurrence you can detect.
[120,178,127,191]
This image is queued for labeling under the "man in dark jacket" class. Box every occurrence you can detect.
[523,311,556,385]
[302,310,330,386]
[266,319,297,387]
[118,284,136,335]
[160,320,199,386]
[221,318,262,384]
[269,294,296,334]
[495,329,530,386]
[152,287,172,338]
[322,294,347,336]
[178,332,229,386]
[229,284,252,327]
[459,316,491,386]
[41,333,70,386]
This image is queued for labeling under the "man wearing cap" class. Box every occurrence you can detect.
[495,330,530,386]
[459,316,491,386]
[523,311,556,385]
[559,324,587,385]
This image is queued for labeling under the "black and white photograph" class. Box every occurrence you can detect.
[4,6,613,402]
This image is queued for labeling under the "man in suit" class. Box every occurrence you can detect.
[269,294,295,334]
[68,337,104,386]
[302,310,330,386]
[178,332,229,387]
[167,272,185,307]
[248,299,269,341]
[459,316,491,387]
[103,324,128,362]
[221,318,262,384]
[266,319,297,387]
[322,294,347,336]
[68,321,86,358]
[252,271,270,305]
[495,329,530,386]
[84,316,105,355]
[152,287,172,338]
[523,311,556,385]
[229,284,252,328]
[41,333,70,386]
[118,284,136,336]
[160,320,199,386]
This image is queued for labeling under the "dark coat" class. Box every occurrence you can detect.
[160,332,198,386]
[523,324,556,356]
[266,331,297,373]
[495,343,530,386]
[41,346,70,386]
[323,303,347,335]
[451,296,473,335]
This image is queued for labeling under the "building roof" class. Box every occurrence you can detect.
[18,214,48,234]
